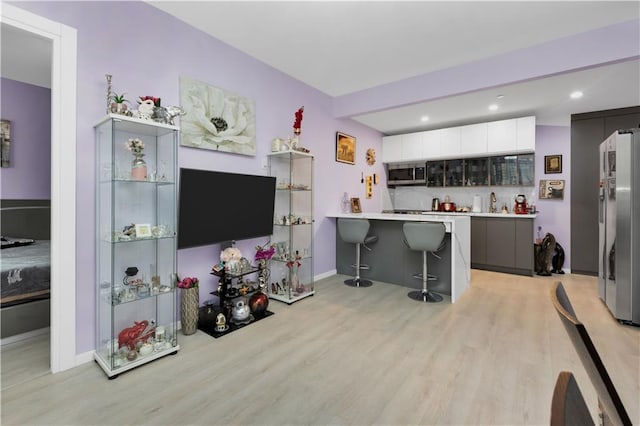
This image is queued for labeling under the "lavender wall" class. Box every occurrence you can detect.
[13,1,383,353]
[533,125,571,269]
[0,78,51,199]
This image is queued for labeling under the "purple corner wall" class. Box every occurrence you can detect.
[534,125,571,270]
[0,78,51,199]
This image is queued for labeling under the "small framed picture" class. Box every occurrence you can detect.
[539,179,565,199]
[544,155,562,174]
[135,223,152,238]
[350,197,362,213]
[336,132,356,165]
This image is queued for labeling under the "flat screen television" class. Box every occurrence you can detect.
[178,168,276,249]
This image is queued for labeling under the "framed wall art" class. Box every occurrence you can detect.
[180,76,256,156]
[1,119,11,168]
[336,131,356,165]
[544,154,562,174]
[539,179,565,199]
[350,197,362,213]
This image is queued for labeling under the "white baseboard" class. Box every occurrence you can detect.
[75,350,95,366]
[315,269,336,282]
[0,327,50,346]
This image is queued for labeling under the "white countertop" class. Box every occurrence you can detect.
[417,211,537,219]
[328,212,470,222]
[328,211,535,220]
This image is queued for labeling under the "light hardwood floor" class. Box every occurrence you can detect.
[1,271,638,425]
[1,333,50,390]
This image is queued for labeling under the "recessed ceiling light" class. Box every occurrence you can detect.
[496,94,505,99]
[570,91,584,99]
[420,115,429,122]
[488,104,498,111]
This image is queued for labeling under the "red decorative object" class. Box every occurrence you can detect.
[249,291,269,317]
[293,106,304,134]
[139,95,161,107]
[118,320,155,350]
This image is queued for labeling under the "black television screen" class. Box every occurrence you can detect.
[178,168,276,249]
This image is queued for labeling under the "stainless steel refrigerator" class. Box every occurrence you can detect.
[598,128,640,325]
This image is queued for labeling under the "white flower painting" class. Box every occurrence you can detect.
[180,76,256,156]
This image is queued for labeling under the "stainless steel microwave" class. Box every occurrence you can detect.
[387,163,426,186]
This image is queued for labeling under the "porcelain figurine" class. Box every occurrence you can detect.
[232,299,250,322]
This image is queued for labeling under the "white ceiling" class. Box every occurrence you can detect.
[3,2,639,134]
[147,1,640,133]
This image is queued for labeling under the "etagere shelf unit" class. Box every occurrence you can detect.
[268,150,314,304]
[94,114,179,378]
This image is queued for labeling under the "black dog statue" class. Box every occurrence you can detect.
[535,233,556,276]
[551,242,565,274]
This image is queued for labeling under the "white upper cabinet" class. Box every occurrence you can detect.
[383,116,535,163]
[382,135,403,163]
[516,116,536,151]
[487,119,517,153]
[460,123,488,156]
[422,129,442,159]
[401,132,424,160]
[439,127,461,158]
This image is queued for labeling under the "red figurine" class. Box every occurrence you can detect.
[118,320,155,350]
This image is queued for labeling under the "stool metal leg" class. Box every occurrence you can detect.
[344,242,373,287]
[408,251,443,302]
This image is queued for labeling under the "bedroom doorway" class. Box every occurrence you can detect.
[1,4,77,374]
[0,25,52,387]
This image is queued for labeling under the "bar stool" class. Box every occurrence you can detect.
[403,221,446,302]
[338,218,378,287]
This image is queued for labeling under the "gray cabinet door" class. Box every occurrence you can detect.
[486,218,515,268]
[514,219,534,271]
[471,217,487,264]
[571,107,640,276]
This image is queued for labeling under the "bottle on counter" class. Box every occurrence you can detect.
[536,226,543,244]
[341,192,350,213]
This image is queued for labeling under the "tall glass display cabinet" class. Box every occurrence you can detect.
[268,150,314,304]
[94,114,179,378]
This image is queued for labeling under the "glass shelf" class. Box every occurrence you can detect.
[103,234,176,244]
[109,287,175,306]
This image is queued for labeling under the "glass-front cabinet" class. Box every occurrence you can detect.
[94,114,179,378]
[490,154,534,186]
[464,157,489,186]
[268,151,314,304]
[427,154,533,187]
[426,161,445,186]
[444,159,464,186]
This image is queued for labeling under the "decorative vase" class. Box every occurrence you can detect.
[290,263,300,294]
[110,102,127,114]
[291,131,300,150]
[131,153,147,180]
[249,289,269,317]
[180,287,199,335]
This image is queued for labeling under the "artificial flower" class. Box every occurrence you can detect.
[126,138,144,154]
[293,106,304,133]
[177,276,199,289]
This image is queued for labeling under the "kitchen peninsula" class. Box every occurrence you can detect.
[329,213,470,303]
